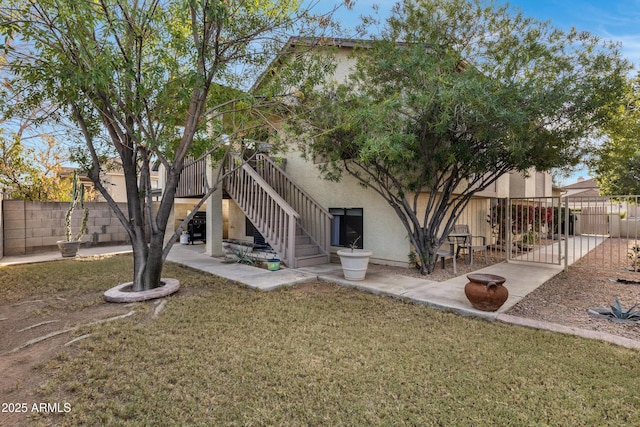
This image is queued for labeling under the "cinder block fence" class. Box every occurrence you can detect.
[2,200,131,256]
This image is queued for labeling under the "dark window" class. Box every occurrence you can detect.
[329,208,363,248]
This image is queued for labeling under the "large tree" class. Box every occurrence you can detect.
[0,45,72,201]
[0,132,72,200]
[286,0,629,274]
[589,74,640,195]
[0,0,343,291]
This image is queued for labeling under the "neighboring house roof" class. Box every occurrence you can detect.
[568,188,600,198]
[562,177,603,200]
[563,178,598,190]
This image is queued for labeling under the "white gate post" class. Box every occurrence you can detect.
[506,197,512,263]
[564,196,569,272]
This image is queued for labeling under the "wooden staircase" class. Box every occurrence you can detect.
[224,154,331,268]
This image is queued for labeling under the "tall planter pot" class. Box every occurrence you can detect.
[337,249,373,281]
[57,240,82,258]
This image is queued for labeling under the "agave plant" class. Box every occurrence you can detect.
[591,297,640,321]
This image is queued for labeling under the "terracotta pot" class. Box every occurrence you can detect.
[464,273,508,312]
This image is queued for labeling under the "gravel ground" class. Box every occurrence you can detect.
[371,240,640,342]
[508,238,640,342]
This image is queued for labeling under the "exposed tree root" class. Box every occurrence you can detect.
[12,299,45,306]
[17,320,60,333]
[4,310,135,355]
[154,300,167,317]
[65,334,93,347]
[7,329,74,354]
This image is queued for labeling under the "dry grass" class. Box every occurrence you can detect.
[0,256,636,426]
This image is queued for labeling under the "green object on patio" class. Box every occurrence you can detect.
[267,258,280,271]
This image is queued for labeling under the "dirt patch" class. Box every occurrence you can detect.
[0,291,171,426]
[367,253,505,282]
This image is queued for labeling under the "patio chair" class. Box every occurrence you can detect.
[435,241,457,274]
[451,224,488,266]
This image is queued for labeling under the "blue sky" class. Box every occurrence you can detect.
[327,0,640,67]
[316,0,640,185]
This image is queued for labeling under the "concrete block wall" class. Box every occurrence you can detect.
[2,200,131,256]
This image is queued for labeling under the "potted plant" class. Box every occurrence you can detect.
[57,172,89,257]
[337,236,373,281]
[518,230,537,251]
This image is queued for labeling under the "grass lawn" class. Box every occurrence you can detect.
[1,255,639,426]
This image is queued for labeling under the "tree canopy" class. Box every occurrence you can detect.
[0,132,72,201]
[589,74,640,195]
[0,0,344,290]
[286,0,630,273]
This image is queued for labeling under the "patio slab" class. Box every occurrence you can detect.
[166,244,317,290]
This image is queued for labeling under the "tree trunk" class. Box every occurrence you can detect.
[129,232,166,291]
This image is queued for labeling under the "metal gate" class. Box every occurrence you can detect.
[453,195,640,273]
[453,196,563,266]
[563,195,640,273]
[506,197,564,266]
[500,195,640,273]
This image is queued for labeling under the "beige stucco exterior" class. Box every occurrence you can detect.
[97,169,161,204]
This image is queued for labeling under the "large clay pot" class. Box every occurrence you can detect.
[337,249,373,281]
[464,273,508,312]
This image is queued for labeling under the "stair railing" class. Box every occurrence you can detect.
[254,154,332,256]
[224,155,298,267]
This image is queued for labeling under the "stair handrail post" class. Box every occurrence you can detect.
[324,213,331,254]
[287,215,296,265]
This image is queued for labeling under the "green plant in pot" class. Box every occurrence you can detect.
[57,172,89,257]
[337,236,373,281]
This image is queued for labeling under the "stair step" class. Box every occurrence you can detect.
[296,244,320,256]
[295,253,330,267]
[296,235,311,245]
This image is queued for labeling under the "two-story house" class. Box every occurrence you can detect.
[177,37,555,269]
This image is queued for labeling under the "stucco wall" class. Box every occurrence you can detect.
[610,216,640,238]
[2,200,131,256]
[226,199,254,244]
[279,151,411,266]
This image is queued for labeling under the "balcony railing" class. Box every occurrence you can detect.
[175,157,207,198]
